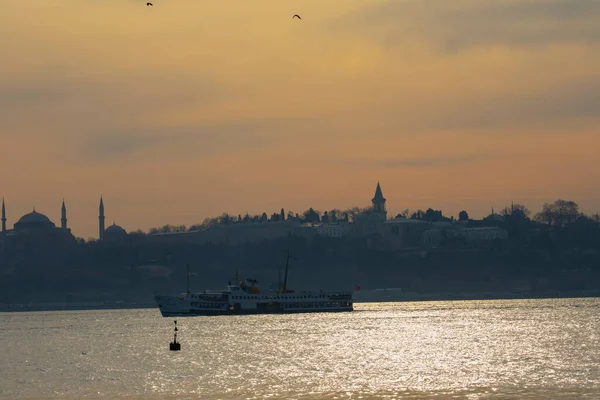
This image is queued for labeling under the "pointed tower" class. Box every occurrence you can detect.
[99,196,105,240]
[1,198,6,234]
[61,200,67,229]
[372,181,387,219]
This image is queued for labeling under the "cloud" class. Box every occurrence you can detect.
[80,133,163,162]
[73,113,334,163]
[329,0,600,51]
[0,81,69,108]
[0,72,228,136]
[345,151,502,169]
[400,76,600,132]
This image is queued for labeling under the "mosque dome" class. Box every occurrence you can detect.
[14,210,56,231]
[104,222,128,240]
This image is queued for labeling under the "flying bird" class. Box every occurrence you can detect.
[293,14,301,19]
[147,2,153,6]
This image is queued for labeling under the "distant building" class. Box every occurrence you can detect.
[350,182,388,237]
[316,223,349,238]
[383,218,430,248]
[98,197,127,241]
[0,199,76,249]
[372,181,387,220]
[104,222,128,241]
[149,220,301,246]
[484,208,505,223]
[461,227,508,243]
[99,196,105,239]
[421,229,443,247]
[0,200,5,252]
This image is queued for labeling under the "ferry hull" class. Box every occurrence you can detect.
[158,306,354,317]
[155,294,353,317]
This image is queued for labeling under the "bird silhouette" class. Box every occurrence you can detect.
[293,14,301,19]
[146,2,153,6]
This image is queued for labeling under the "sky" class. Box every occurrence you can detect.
[1,0,599,239]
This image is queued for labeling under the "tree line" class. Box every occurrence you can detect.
[137,199,598,235]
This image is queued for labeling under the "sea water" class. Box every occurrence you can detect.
[1,298,599,399]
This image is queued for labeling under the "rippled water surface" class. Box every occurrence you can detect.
[1,298,599,399]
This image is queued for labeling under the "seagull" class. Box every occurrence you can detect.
[147,2,153,5]
[293,14,301,19]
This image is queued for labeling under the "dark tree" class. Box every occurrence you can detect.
[502,203,531,218]
[534,204,554,226]
[534,200,580,227]
[329,209,340,222]
[458,210,469,221]
[302,208,321,223]
[219,213,232,225]
[423,208,443,222]
[411,210,425,219]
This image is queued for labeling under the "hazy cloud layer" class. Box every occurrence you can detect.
[332,0,600,51]
[346,152,502,169]
[75,116,317,163]
[390,76,600,133]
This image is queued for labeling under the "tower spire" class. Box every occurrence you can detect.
[99,196,105,239]
[1,198,6,234]
[61,199,67,229]
[371,181,387,219]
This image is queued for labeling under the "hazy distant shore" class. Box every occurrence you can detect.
[2,290,599,313]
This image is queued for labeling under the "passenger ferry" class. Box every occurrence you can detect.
[155,252,354,316]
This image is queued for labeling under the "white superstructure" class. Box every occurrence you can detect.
[155,252,354,316]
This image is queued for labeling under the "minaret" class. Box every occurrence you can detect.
[61,199,67,229]
[372,181,387,219]
[99,196,105,239]
[1,198,6,233]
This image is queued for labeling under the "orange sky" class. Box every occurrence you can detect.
[1,0,599,238]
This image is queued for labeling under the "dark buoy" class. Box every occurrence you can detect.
[169,320,181,351]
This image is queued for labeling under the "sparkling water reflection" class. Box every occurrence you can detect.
[1,298,599,399]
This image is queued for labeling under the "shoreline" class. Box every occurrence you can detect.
[1,290,599,312]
